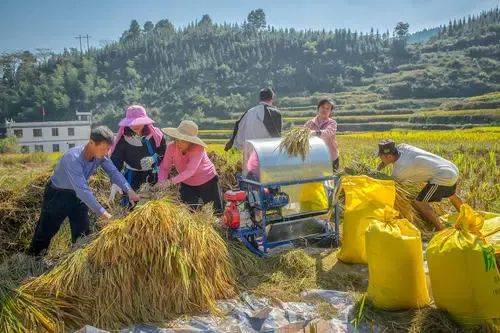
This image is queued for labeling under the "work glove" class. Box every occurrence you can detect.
[108,183,123,203]
[140,153,159,170]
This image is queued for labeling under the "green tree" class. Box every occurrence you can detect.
[129,20,141,36]
[394,22,409,39]
[144,21,154,32]
[247,9,266,30]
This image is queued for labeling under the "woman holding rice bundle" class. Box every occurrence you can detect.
[155,120,223,214]
[304,98,339,171]
[109,105,167,206]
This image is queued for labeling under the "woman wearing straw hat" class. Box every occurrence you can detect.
[109,105,166,205]
[155,120,223,214]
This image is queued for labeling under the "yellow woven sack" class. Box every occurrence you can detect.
[427,204,500,325]
[441,210,500,254]
[366,206,430,310]
[338,175,396,264]
[299,182,328,212]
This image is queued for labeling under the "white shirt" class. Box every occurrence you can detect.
[392,144,459,186]
[234,103,275,149]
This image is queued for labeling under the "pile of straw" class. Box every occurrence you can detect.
[2,200,236,330]
[279,127,313,161]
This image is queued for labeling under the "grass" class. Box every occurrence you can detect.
[414,108,500,117]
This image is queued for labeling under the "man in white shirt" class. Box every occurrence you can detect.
[225,88,282,151]
[377,139,464,230]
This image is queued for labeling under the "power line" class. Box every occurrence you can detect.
[74,34,91,54]
[84,34,91,52]
[74,35,84,54]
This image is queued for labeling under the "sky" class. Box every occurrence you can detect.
[0,0,497,53]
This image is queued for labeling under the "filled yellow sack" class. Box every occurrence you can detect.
[338,175,396,264]
[427,204,500,325]
[366,206,430,310]
[299,182,328,212]
[441,210,500,254]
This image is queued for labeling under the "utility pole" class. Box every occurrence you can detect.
[74,35,83,54]
[84,34,91,52]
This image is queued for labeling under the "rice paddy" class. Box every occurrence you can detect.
[0,127,498,331]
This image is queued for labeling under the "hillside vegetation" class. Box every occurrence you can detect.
[0,8,498,133]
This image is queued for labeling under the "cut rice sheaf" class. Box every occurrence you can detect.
[4,200,236,330]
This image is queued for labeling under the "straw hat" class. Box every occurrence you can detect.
[163,120,207,148]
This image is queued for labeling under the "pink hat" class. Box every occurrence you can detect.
[118,105,154,127]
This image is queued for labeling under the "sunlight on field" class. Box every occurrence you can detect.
[1,128,498,213]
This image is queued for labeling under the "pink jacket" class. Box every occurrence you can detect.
[158,142,217,186]
[304,116,339,161]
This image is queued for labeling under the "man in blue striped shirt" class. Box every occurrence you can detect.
[28,126,140,256]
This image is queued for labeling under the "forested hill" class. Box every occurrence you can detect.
[0,8,499,129]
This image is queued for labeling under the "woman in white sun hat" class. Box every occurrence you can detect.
[155,120,223,213]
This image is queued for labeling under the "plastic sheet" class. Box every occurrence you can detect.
[77,290,379,333]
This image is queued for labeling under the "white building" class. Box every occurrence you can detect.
[5,112,92,153]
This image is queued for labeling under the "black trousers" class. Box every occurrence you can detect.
[180,175,223,214]
[28,183,90,256]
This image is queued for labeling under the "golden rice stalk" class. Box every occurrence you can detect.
[0,281,82,333]
[18,200,236,330]
[137,182,181,203]
[279,127,313,161]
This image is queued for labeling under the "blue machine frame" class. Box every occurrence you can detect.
[232,174,341,256]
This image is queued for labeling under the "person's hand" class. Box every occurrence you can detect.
[108,184,123,203]
[101,211,112,221]
[310,130,317,136]
[127,189,141,205]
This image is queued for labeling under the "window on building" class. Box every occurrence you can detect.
[34,145,44,152]
[81,115,89,121]
[68,143,76,149]
[52,128,59,136]
[13,129,23,138]
[21,145,29,153]
[33,129,42,137]
[68,128,75,136]
[52,144,60,152]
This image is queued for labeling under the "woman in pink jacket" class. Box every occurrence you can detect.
[304,98,339,171]
[155,120,223,213]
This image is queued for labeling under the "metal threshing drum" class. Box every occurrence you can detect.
[243,137,333,183]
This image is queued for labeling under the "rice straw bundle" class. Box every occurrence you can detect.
[279,127,313,161]
[6,200,236,330]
